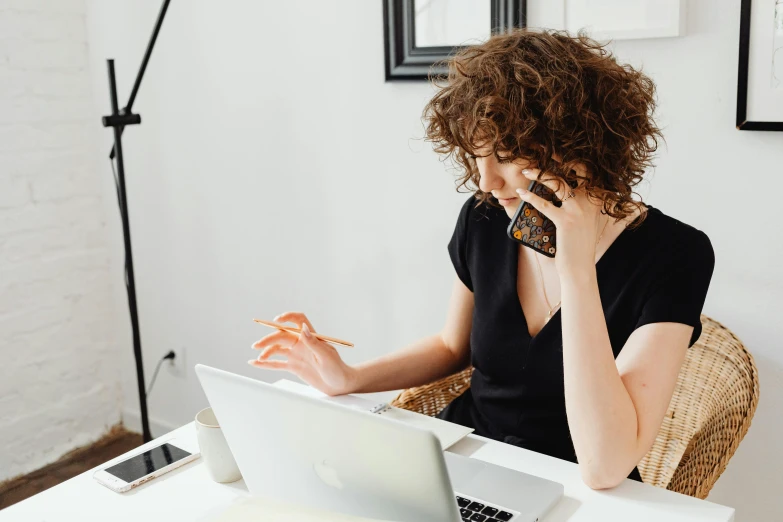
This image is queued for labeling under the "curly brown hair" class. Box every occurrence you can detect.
[422,27,664,224]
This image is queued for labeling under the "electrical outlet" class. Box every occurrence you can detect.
[168,346,188,379]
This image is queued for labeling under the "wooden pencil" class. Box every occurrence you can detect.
[253,319,354,347]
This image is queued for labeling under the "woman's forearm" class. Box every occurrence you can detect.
[347,334,469,394]
[560,268,639,488]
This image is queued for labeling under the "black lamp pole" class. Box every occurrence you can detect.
[101,0,172,444]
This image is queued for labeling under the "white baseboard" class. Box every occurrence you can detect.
[122,409,179,439]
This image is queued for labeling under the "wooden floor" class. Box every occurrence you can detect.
[0,426,143,511]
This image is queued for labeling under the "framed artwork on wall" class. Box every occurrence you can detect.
[532,0,685,41]
[736,0,783,130]
[383,0,527,81]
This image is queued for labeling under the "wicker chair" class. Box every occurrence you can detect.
[390,314,759,499]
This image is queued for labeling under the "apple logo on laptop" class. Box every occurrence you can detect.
[313,459,344,490]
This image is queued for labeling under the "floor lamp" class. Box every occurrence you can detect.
[100,0,172,443]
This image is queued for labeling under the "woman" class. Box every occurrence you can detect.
[250,28,715,489]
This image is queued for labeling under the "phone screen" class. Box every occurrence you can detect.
[104,443,191,483]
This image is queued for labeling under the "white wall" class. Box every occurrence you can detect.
[0,0,122,482]
[85,0,782,520]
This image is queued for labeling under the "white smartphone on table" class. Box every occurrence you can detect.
[93,437,200,493]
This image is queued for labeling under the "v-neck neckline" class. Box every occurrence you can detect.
[509,204,651,341]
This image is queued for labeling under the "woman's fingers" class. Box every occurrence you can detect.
[252,329,298,350]
[273,311,317,333]
[521,168,569,200]
[299,323,337,361]
[253,323,334,364]
[248,321,350,396]
[257,344,291,360]
[247,359,290,370]
[516,186,560,220]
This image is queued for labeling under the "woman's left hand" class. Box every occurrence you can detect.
[515,161,605,278]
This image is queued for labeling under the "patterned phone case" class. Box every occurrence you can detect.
[506,181,558,257]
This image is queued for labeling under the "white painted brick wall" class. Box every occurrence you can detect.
[0,0,122,482]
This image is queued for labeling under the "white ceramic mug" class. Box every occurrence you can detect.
[195,407,242,483]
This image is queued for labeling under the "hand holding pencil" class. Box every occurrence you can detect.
[249,311,357,397]
[253,319,353,347]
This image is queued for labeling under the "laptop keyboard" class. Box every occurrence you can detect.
[456,495,515,521]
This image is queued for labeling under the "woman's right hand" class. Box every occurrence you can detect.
[249,312,358,396]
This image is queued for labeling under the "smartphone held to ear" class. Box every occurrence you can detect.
[93,438,200,493]
[507,180,559,257]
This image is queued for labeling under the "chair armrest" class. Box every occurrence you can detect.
[390,367,474,417]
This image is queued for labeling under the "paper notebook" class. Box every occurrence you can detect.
[272,379,473,449]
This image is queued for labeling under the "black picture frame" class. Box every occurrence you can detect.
[736,0,783,131]
[383,0,527,81]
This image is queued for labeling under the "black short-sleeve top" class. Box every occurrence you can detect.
[438,195,715,477]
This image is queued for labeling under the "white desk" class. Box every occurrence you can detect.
[0,422,735,522]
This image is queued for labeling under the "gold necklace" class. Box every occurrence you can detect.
[535,217,610,322]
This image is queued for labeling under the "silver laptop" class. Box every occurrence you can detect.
[196,365,563,522]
